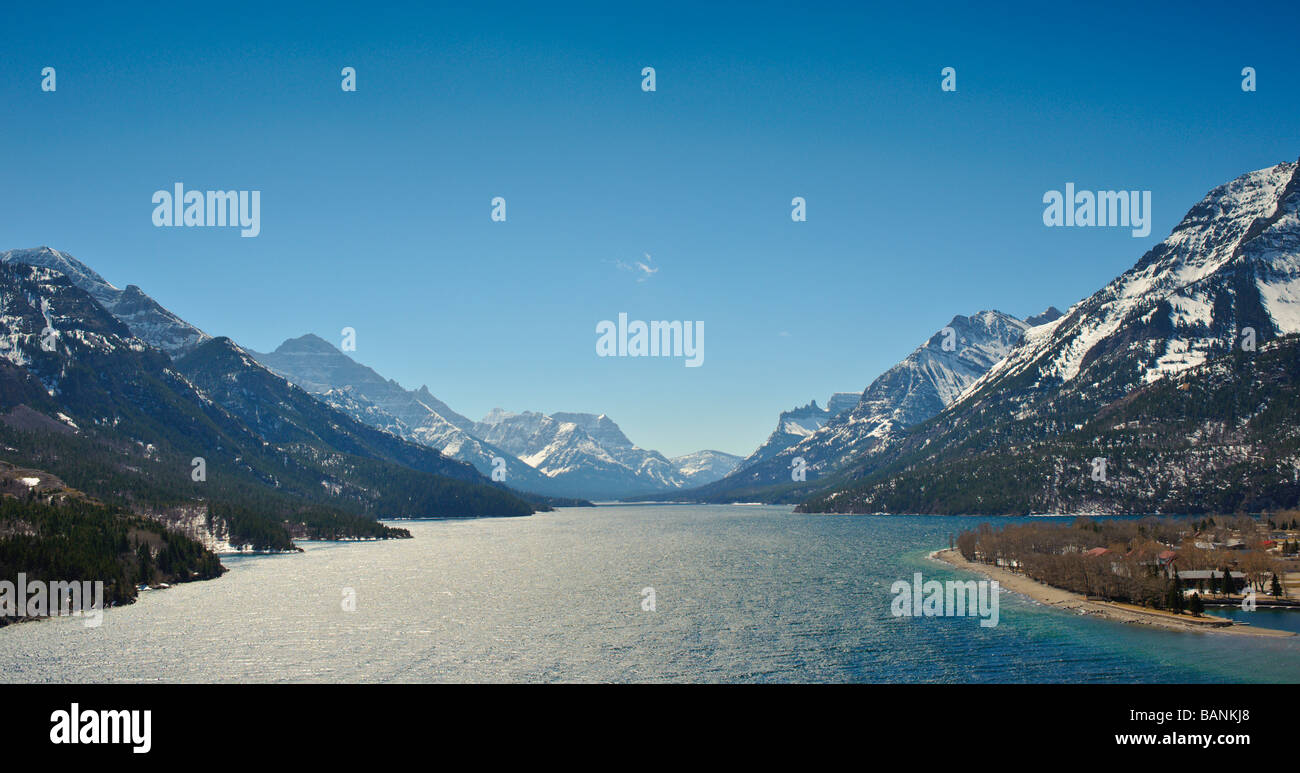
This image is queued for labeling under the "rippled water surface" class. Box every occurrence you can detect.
[3,505,1299,683]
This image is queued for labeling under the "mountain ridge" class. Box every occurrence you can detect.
[801,159,1300,514]
[0,253,541,551]
[662,308,1043,503]
[255,339,741,498]
[1,246,211,358]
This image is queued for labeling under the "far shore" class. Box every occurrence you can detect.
[930,548,1294,638]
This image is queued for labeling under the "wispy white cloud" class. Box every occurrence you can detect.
[616,252,659,282]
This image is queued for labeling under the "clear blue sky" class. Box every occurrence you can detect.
[2,1,1297,457]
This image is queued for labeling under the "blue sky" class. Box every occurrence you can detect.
[2,1,1297,457]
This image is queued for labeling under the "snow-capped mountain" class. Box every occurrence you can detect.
[474,409,739,498]
[253,335,476,432]
[251,334,563,495]
[739,394,861,469]
[0,259,534,548]
[0,256,553,509]
[476,409,668,494]
[0,255,514,500]
[964,161,1300,402]
[1,247,211,358]
[669,449,745,486]
[0,261,142,379]
[801,159,1300,514]
[848,309,1043,426]
[685,308,1055,501]
[256,337,740,499]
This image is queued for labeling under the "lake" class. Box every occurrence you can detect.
[3,505,1298,683]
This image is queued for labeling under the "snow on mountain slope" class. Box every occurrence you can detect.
[256,337,719,498]
[473,409,693,497]
[800,159,1300,515]
[961,160,1300,405]
[551,412,636,449]
[251,335,560,494]
[255,334,476,431]
[669,450,743,485]
[738,395,856,469]
[1,247,210,358]
[692,309,1044,498]
[782,402,832,437]
[796,309,1032,470]
[0,262,141,378]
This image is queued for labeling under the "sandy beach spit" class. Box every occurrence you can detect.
[930,548,1294,638]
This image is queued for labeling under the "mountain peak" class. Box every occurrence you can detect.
[1025,306,1065,327]
[479,407,515,425]
[1,246,115,292]
[983,159,1300,389]
[182,335,256,365]
[273,333,341,355]
[3,246,210,358]
[551,412,634,448]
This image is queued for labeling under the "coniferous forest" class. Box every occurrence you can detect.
[0,495,224,626]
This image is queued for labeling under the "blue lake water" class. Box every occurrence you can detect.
[2,505,1298,683]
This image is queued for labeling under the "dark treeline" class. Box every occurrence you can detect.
[0,422,429,550]
[0,494,224,626]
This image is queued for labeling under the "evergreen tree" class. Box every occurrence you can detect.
[136,542,153,585]
[1188,592,1204,617]
[1165,581,1185,614]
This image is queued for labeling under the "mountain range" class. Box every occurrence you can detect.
[252,336,741,499]
[0,248,738,522]
[2,158,1295,534]
[794,159,1300,514]
[649,158,1300,517]
[0,248,543,552]
[656,307,1060,503]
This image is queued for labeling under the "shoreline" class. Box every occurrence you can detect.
[930,548,1294,638]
